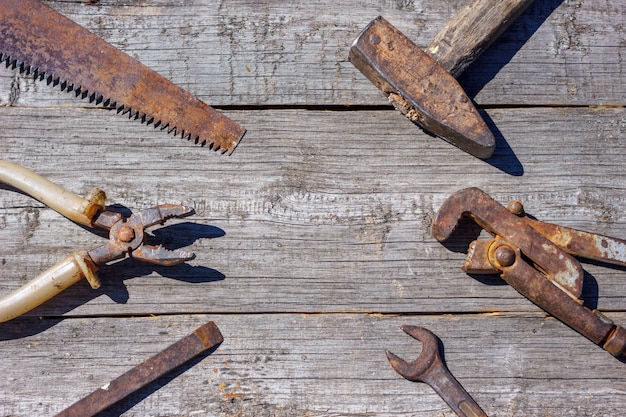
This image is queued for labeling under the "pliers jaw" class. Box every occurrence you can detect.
[0,160,198,323]
[88,204,196,266]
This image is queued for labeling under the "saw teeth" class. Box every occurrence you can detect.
[1,51,235,153]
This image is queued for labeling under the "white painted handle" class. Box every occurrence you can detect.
[0,251,99,323]
[0,160,105,227]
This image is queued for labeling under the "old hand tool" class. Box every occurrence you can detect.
[387,325,488,417]
[55,321,224,417]
[432,187,626,357]
[0,160,195,323]
[0,0,245,154]
[349,0,535,159]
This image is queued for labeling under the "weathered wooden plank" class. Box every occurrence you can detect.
[1,106,624,318]
[0,0,624,107]
[1,1,624,416]
[1,313,625,416]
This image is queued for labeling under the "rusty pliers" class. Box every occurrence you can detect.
[0,160,195,323]
[432,187,626,358]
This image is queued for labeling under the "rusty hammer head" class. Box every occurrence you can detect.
[349,2,536,159]
[349,16,495,159]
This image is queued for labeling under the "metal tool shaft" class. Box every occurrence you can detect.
[432,187,626,358]
[425,362,488,417]
[55,321,223,417]
[387,326,488,417]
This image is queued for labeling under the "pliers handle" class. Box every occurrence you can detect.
[1,160,105,227]
[0,160,195,323]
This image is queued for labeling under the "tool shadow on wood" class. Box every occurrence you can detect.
[56,323,224,417]
[458,0,566,98]
[0,222,225,339]
[436,214,605,307]
[0,316,63,341]
[480,111,524,176]
[93,349,218,417]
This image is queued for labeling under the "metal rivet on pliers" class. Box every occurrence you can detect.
[0,160,196,322]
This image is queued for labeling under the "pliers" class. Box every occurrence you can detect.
[0,160,195,323]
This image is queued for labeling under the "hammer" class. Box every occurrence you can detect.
[349,0,536,159]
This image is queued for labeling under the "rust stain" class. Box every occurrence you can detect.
[433,187,626,359]
[0,0,245,154]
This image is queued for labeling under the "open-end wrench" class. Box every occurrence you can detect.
[386,325,488,417]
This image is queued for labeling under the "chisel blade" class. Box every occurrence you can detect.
[350,17,495,159]
[55,321,224,417]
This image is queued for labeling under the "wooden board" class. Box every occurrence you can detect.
[2,313,626,417]
[1,0,625,416]
[0,0,624,107]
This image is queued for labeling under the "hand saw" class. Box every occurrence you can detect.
[0,0,245,154]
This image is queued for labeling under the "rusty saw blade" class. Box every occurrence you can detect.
[0,0,245,154]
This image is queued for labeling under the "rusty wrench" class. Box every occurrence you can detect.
[432,187,626,357]
[0,160,195,322]
[386,325,488,417]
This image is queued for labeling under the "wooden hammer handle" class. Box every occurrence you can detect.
[426,0,536,78]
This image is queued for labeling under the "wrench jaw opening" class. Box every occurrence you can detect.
[431,187,487,242]
[432,188,584,298]
[386,325,441,383]
[387,325,489,417]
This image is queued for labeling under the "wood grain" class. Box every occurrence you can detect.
[2,313,626,417]
[1,0,625,415]
[426,0,536,77]
[0,107,624,318]
[0,0,624,107]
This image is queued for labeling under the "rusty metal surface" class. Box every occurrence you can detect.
[432,187,626,358]
[55,321,224,417]
[0,0,245,154]
[349,17,495,159]
[387,325,488,417]
[524,216,626,267]
[0,160,197,322]
[431,187,583,297]
[88,204,196,266]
